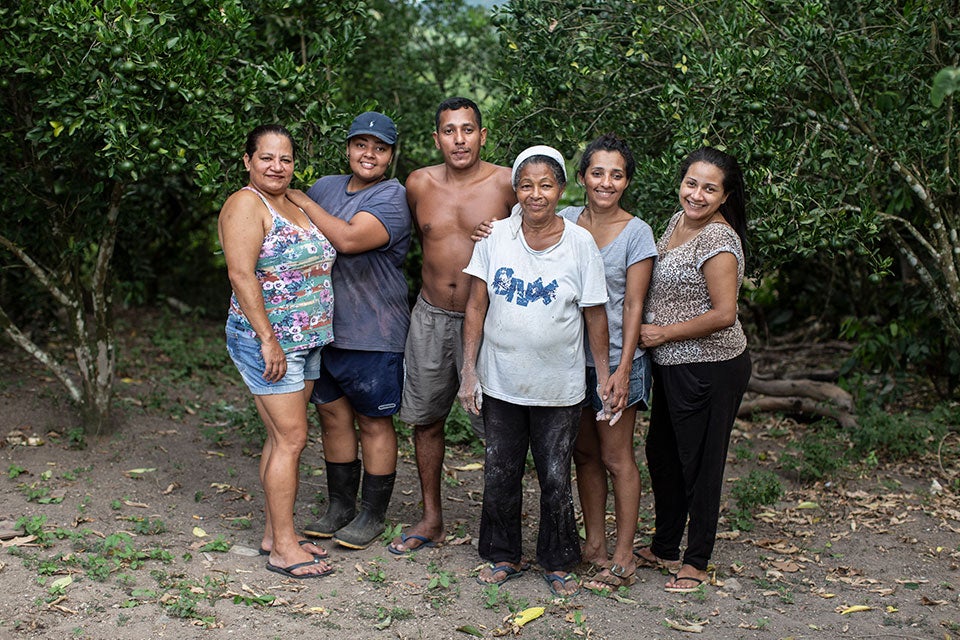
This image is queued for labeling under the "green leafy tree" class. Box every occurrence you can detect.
[493,1,959,351]
[0,0,366,434]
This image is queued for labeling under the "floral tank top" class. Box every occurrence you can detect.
[227,186,336,352]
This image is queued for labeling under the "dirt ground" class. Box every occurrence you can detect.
[0,320,958,640]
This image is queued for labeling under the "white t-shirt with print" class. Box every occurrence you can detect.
[464,214,608,406]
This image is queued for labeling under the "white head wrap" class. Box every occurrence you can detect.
[511,145,567,186]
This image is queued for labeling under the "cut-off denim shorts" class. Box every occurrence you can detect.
[585,353,652,413]
[225,318,323,396]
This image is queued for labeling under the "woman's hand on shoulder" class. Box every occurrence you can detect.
[470,219,495,243]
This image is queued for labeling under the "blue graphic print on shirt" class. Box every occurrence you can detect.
[492,267,558,307]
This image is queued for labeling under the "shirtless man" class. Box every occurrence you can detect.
[388,97,516,556]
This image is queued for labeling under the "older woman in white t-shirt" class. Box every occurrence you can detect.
[458,146,623,599]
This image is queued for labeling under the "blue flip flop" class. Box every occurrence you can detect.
[475,562,528,586]
[387,533,438,556]
[543,571,581,598]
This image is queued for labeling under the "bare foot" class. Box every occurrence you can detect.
[633,546,680,572]
[584,563,636,591]
[580,542,607,568]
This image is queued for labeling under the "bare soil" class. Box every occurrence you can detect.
[0,315,958,640]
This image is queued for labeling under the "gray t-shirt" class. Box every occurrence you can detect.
[559,206,657,368]
[306,175,411,352]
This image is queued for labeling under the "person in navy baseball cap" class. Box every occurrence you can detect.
[347,111,398,146]
[284,108,411,550]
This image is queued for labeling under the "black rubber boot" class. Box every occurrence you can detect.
[303,459,361,538]
[333,471,396,549]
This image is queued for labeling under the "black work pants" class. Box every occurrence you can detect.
[646,350,751,571]
[478,395,581,572]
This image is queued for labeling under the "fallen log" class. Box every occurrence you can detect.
[738,395,858,429]
[746,377,854,413]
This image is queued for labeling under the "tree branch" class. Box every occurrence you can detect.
[0,306,81,403]
[0,234,74,308]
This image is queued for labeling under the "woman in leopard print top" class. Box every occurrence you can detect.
[632,147,751,594]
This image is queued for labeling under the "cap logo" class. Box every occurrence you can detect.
[369,120,376,127]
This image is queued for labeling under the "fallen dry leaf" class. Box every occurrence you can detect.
[664,618,707,633]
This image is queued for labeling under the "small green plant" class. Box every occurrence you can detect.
[426,563,455,590]
[198,535,231,553]
[479,583,529,613]
[8,464,27,479]
[66,426,87,449]
[16,515,51,545]
[733,443,754,461]
[128,517,167,536]
[225,517,252,530]
[782,420,849,481]
[364,559,387,583]
[110,499,123,510]
[729,470,784,531]
[381,522,402,543]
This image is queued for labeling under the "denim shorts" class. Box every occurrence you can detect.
[585,354,652,412]
[310,346,403,417]
[225,320,323,396]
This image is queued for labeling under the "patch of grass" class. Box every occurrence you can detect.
[8,464,27,479]
[124,517,167,536]
[782,420,849,481]
[729,469,784,531]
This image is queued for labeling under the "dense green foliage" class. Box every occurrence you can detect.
[2,0,958,431]
[0,0,367,431]
[493,0,960,389]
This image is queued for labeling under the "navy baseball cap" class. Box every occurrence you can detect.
[347,111,398,145]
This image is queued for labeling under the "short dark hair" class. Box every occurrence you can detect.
[679,147,747,245]
[245,124,295,159]
[578,133,636,181]
[435,97,482,131]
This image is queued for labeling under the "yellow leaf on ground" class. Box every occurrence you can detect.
[193,527,207,538]
[512,607,545,626]
[838,605,872,615]
[452,463,483,471]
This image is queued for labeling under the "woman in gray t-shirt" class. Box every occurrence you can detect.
[563,134,657,591]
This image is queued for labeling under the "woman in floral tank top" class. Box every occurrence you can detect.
[633,147,752,594]
[218,125,336,580]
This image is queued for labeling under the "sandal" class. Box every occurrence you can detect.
[542,571,580,598]
[664,574,705,594]
[476,562,529,586]
[584,563,636,591]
